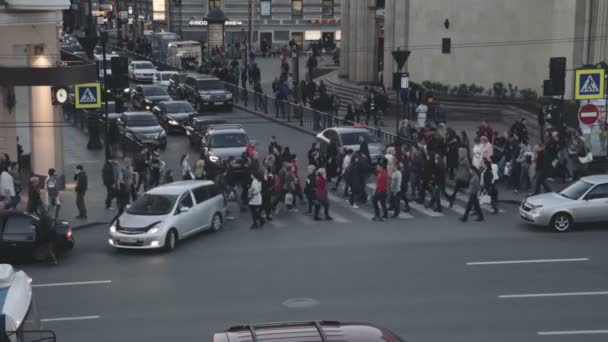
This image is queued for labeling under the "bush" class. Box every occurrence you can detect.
[507,83,519,99]
[492,82,507,99]
[519,88,538,102]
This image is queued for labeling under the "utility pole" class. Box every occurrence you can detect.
[101,31,111,160]
[116,0,123,47]
[249,0,254,47]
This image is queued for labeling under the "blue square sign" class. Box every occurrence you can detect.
[75,83,101,109]
[575,69,605,100]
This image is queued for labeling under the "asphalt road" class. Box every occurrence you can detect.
[19,107,608,342]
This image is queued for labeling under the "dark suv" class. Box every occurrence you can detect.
[183,74,233,112]
[167,72,191,100]
[213,321,406,342]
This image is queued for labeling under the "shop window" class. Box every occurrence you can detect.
[291,0,302,18]
[209,0,221,10]
[261,0,271,18]
[322,0,333,17]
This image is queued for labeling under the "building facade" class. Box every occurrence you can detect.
[172,0,342,50]
[341,0,608,99]
[0,0,69,177]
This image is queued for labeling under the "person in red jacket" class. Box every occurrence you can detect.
[314,168,332,221]
[373,162,389,221]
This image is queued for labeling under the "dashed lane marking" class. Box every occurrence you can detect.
[467,258,590,266]
[41,316,101,323]
[499,291,608,299]
[33,280,112,288]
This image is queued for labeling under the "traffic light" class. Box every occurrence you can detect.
[549,57,566,95]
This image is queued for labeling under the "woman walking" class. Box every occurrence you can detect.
[314,168,332,221]
[248,172,264,229]
[449,147,470,208]
[180,154,193,180]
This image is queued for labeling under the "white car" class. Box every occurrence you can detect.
[154,71,176,88]
[128,60,157,83]
[108,181,226,251]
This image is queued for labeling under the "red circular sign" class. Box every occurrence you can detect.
[578,103,600,125]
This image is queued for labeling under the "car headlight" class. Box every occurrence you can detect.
[226,93,233,99]
[209,155,219,163]
[110,222,117,233]
[123,88,130,94]
[168,119,179,125]
[147,222,162,234]
[146,106,151,110]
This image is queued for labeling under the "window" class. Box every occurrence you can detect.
[322,0,333,17]
[586,184,608,200]
[179,192,194,208]
[560,180,593,200]
[3,216,34,238]
[261,0,271,18]
[209,0,221,9]
[291,0,302,18]
[192,187,210,204]
[127,194,178,216]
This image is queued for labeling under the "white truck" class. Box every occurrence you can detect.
[166,41,202,69]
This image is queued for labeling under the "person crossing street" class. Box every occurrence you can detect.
[460,167,484,222]
[372,162,388,221]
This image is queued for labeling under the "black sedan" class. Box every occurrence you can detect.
[131,85,172,111]
[185,117,228,147]
[152,101,197,134]
[0,211,75,263]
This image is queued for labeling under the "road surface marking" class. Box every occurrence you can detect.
[33,280,112,288]
[41,316,100,323]
[538,330,608,336]
[499,291,608,299]
[445,186,505,213]
[440,199,465,215]
[467,258,589,266]
[330,212,351,223]
[408,202,444,217]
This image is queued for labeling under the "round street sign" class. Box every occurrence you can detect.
[578,103,600,125]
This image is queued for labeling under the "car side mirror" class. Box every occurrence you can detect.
[177,206,190,214]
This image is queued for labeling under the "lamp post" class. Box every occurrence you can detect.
[101,31,111,160]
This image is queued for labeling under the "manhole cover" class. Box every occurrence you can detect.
[282,298,321,308]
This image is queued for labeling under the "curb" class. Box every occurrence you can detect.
[73,221,109,230]
[234,104,317,137]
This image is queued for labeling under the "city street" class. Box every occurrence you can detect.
[20,108,608,342]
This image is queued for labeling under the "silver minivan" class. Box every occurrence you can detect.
[108,180,226,251]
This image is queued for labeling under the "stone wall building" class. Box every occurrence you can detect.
[341,0,608,99]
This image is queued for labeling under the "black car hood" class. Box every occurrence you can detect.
[167,112,196,121]
[146,95,172,103]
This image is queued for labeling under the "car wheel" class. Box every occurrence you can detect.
[550,212,573,232]
[211,213,223,232]
[164,229,178,251]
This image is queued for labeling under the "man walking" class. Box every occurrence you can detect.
[102,159,117,209]
[44,168,60,220]
[74,165,88,219]
[460,167,484,222]
[1,164,18,210]
[372,162,388,221]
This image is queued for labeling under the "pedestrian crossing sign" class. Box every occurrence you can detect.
[75,83,102,109]
[575,69,605,100]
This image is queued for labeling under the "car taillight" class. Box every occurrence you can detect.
[66,227,73,240]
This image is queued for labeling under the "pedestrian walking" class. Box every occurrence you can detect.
[389,162,402,218]
[449,147,470,207]
[334,149,352,193]
[180,154,193,180]
[459,167,484,222]
[531,144,552,195]
[372,162,388,221]
[314,168,332,221]
[304,165,317,215]
[481,158,499,214]
[1,164,18,210]
[193,159,206,180]
[26,177,43,215]
[261,167,275,221]
[74,165,88,219]
[248,172,264,229]
[44,168,60,220]
[37,209,58,265]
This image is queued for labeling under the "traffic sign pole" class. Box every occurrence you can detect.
[102,31,111,161]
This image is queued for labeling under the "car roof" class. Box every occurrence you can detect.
[146,180,214,195]
[327,127,372,134]
[207,124,245,134]
[132,60,154,64]
[160,100,190,105]
[123,111,154,116]
[193,117,228,123]
[158,71,176,74]
[218,321,403,342]
[581,174,608,185]
[188,74,220,81]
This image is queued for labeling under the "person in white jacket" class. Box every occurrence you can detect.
[389,163,403,218]
[248,173,264,229]
[1,164,17,209]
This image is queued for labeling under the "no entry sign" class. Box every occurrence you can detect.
[578,103,600,125]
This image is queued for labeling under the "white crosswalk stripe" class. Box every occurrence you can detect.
[408,201,445,217]
[444,186,505,214]
[440,199,466,215]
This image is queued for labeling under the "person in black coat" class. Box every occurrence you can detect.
[358,135,371,164]
[445,129,460,180]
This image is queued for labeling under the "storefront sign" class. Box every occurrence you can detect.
[260,0,271,17]
[306,19,341,25]
[304,31,321,41]
[153,0,166,21]
[188,19,243,26]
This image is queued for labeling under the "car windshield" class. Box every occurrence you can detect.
[127,194,177,216]
[178,73,189,82]
[166,102,194,113]
[340,131,380,145]
[560,180,593,200]
[128,115,159,127]
[196,120,227,130]
[142,87,168,96]
[209,133,248,148]
[198,80,225,90]
[135,62,155,69]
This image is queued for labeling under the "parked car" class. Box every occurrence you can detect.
[0,211,74,263]
[213,321,407,342]
[131,85,172,111]
[128,60,157,82]
[116,111,167,149]
[108,180,226,251]
[95,100,123,123]
[185,117,229,147]
[520,175,608,232]
[154,71,176,88]
[316,127,384,164]
[183,74,233,112]
[152,100,196,134]
[168,72,191,100]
